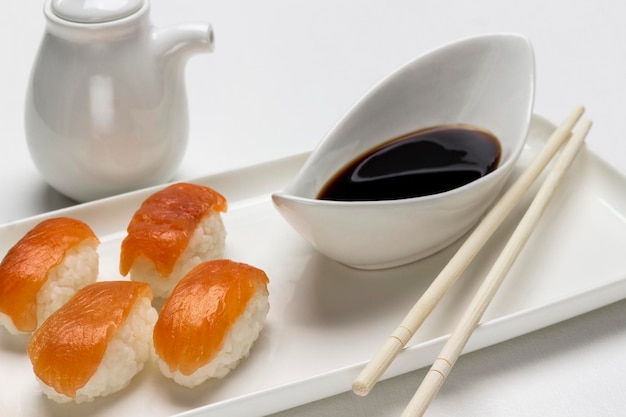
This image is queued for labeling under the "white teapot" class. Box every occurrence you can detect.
[24,0,214,202]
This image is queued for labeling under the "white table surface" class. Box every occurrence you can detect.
[2,1,626,416]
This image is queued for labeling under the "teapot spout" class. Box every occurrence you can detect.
[152,22,214,63]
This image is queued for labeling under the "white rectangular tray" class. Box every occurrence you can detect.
[2,115,626,417]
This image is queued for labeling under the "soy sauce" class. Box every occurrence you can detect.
[317,125,501,201]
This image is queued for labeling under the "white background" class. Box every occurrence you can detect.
[2,1,626,416]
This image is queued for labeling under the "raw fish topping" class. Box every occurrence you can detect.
[27,281,153,398]
[0,217,99,332]
[153,260,269,375]
[119,183,227,277]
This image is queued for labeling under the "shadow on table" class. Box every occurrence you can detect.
[27,181,79,216]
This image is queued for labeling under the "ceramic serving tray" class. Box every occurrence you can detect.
[1,115,626,417]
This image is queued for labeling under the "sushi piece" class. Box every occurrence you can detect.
[27,281,157,403]
[0,217,99,334]
[120,182,227,298]
[153,259,270,388]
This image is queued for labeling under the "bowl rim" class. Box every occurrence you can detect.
[273,32,536,208]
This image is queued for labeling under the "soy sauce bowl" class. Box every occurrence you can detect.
[272,33,535,270]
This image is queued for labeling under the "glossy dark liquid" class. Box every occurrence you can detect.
[317,125,501,201]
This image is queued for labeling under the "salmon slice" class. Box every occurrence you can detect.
[153,259,269,376]
[119,183,227,278]
[27,281,153,399]
[0,217,99,332]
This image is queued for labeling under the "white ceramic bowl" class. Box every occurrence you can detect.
[272,33,535,270]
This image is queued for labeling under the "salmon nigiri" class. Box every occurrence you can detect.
[153,259,270,388]
[27,281,157,403]
[0,217,99,334]
[120,182,228,298]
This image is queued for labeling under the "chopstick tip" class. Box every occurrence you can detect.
[352,380,371,397]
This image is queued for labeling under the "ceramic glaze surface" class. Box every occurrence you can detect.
[51,0,144,23]
[272,33,535,269]
[24,0,214,202]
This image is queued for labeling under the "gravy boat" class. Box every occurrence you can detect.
[272,33,535,269]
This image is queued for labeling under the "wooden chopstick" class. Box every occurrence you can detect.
[352,106,585,397]
[402,117,592,417]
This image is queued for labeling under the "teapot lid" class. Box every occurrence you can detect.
[50,0,145,23]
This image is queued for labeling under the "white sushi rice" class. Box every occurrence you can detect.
[0,312,20,335]
[39,296,158,403]
[155,287,269,388]
[0,240,98,335]
[130,212,226,298]
[37,241,99,327]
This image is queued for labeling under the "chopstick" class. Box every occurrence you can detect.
[352,106,586,397]
[402,117,592,417]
